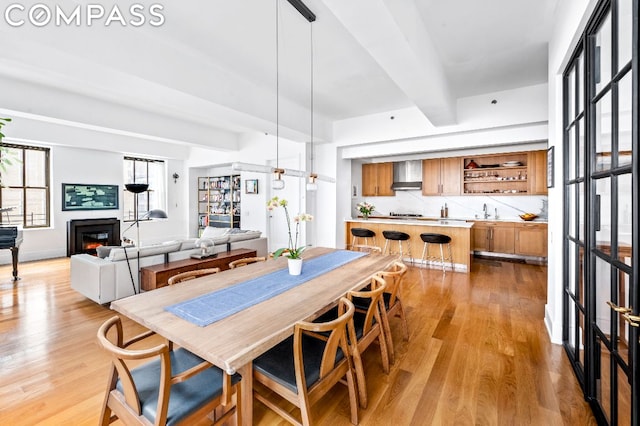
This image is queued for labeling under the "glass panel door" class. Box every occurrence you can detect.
[563,1,638,424]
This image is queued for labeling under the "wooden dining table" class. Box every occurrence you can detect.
[110,246,396,425]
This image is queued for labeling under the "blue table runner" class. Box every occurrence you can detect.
[165,250,367,327]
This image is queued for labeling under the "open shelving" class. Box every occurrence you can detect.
[197,175,241,235]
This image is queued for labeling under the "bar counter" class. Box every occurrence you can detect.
[345,218,474,272]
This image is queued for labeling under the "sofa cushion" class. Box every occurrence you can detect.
[196,227,229,246]
[226,229,262,242]
[179,238,198,251]
[108,241,182,261]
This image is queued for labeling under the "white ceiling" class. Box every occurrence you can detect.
[0,0,558,149]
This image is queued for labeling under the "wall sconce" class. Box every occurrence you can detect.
[172,172,179,183]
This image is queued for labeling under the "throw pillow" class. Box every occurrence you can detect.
[96,245,118,259]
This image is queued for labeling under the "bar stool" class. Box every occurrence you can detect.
[351,227,377,249]
[419,233,454,272]
[382,230,412,263]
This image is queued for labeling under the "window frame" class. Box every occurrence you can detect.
[0,142,50,228]
[123,156,166,222]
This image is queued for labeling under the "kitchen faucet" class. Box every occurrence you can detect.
[483,203,489,219]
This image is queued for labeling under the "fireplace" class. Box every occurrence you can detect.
[67,218,120,256]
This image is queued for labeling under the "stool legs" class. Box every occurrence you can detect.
[384,240,413,264]
[421,242,454,272]
[352,235,376,249]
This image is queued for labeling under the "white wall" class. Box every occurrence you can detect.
[545,0,599,344]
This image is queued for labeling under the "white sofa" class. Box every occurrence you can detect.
[71,229,267,304]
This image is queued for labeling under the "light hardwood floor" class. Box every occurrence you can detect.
[0,256,595,425]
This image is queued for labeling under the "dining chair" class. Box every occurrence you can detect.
[252,297,360,426]
[313,275,389,409]
[96,316,241,426]
[373,261,409,364]
[228,256,267,269]
[167,268,220,285]
[346,274,390,409]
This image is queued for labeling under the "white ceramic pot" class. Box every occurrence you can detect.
[288,258,303,276]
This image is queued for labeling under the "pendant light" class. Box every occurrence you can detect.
[306,22,318,192]
[272,0,285,190]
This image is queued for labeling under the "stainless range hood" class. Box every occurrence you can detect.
[391,160,422,190]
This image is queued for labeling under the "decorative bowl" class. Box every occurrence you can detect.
[519,213,538,221]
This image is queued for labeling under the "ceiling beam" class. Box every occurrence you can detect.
[321,0,457,126]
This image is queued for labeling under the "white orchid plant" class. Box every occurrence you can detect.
[267,196,313,259]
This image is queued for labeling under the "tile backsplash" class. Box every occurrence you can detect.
[352,190,547,221]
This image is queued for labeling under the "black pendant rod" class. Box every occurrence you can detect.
[286,0,316,22]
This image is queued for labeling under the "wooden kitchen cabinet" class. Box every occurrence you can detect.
[362,162,395,196]
[514,222,548,256]
[527,150,548,195]
[471,222,515,254]
[471,223,491,251]
[422,158,461,195]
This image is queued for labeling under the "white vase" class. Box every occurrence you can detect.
[288,258,303,275]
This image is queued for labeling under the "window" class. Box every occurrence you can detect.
[0,143,50,228]
[123,157,165,221]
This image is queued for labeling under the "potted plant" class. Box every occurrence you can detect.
[266,196,313,275]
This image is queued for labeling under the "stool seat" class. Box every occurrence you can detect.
[382,231,410,241]
[350,227,377,251]
[382,231,412,263]
[420,233,451,244]
[419,232,454,272]
[351,228,376,238]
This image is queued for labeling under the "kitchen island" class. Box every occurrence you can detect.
[345,218,474,272]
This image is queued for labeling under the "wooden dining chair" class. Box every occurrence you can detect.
[96,316,241,426]
[167,268,220,285]
[373,261,409,364]
[228,256,266,269]
[313,275,389,409]
[346,274,390,409]
[252,297,360,426]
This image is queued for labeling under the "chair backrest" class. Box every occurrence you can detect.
[228,256,267,269]
[294,297,356,389]
[348,275,387,334]
[375,261,408,307]
[97,316,172,424]
[167,267,220,285]
[98,316,239,426]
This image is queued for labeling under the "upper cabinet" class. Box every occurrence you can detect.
[462,151,547,196]
[362,162,395,196]
[422,158,461,195]
[527,150,548,195]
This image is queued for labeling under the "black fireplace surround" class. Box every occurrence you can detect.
[67,218,120,256]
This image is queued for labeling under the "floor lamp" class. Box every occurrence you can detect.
[124,183,170,294]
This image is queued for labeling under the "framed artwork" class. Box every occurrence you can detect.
[245,179,258,194]
[62,183,119,211]
[547,146,555,188]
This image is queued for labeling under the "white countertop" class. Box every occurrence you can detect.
[346,218,475,228]
[346,217,548,226]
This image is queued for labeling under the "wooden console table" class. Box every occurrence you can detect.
[140,248,257,291]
